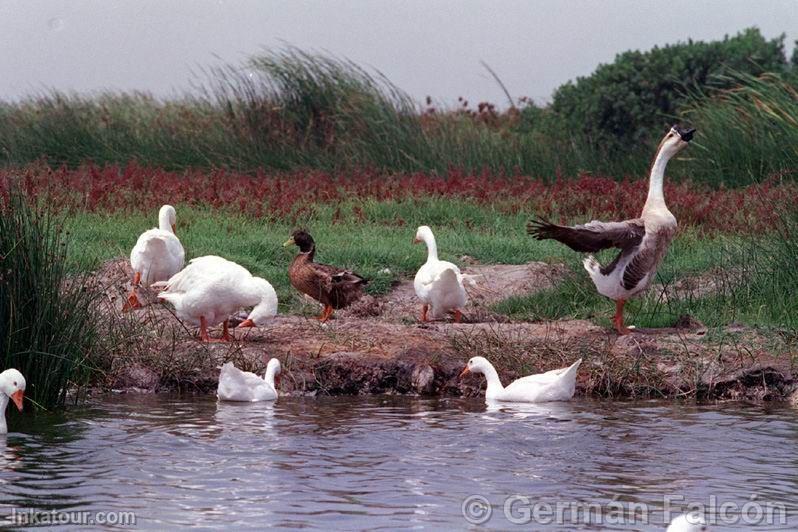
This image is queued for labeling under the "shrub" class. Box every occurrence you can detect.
[550,28,788,150]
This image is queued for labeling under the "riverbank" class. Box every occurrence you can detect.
[94,259,796,401]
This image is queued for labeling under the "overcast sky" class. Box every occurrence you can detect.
[1,0,796,106]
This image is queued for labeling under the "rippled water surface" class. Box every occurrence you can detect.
[0,396,796,529]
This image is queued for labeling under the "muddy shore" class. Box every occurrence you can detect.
[93,259,796,401]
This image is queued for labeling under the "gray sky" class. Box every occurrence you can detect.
[1,0,796,106]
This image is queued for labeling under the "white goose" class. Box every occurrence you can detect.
[0,369,25,434]
[413,226,474,322]
[460,357,581,403]
[157,256,278,342]
[124,204,185,310]
[528,125,695,334]
[667,512,708,531]
[217,359,281,402]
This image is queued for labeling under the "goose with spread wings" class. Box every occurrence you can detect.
[527,125,695,334]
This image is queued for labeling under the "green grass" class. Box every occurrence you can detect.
[683,70,798,186]
[495,226,798,331]
[65,199,558,312]
[59,197,797,332]
[2,49,794,185]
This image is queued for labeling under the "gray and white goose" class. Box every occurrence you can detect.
[527,125,695,334]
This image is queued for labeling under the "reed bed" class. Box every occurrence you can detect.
[0,185,99,408]
[0,49,794,185]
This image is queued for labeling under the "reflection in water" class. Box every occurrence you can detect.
[0,396,795,529]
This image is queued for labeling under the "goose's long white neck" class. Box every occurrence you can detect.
[643,145,673,212]
[0,394,8,434]
[481,363,504,397]
[422,234,439,262]
[158,209,174,233]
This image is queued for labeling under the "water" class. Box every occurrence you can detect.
[0,396,796,530]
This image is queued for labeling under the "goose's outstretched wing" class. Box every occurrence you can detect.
[527,217,645,253]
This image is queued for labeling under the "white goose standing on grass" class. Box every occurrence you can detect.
[217,359,281,402]
[413,225,475,322]
[0,369,25,434]
[527,125,695,335]
[124,204,185,311]
[460,357,581,403]
[156,256,278,342]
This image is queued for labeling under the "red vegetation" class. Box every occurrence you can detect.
[2,163,794,234]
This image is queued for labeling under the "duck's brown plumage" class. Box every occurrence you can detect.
[286,231,367,310]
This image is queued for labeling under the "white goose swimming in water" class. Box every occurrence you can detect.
[217,359,281,402]
[528,125,695,334]
[460,357,581,403]
[124,205,185,310]
[0,369,25,434]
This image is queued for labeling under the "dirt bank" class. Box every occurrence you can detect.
[92,259,797,401]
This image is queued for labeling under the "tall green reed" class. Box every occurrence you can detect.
[0,184,99,408]
[683,71,798,186]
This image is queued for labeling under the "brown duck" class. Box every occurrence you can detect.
[284,230,367,321]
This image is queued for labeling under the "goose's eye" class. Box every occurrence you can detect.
[12,381,17,387]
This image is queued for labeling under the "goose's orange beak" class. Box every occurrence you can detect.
[274,374,281,388]
[10,390,24,412]
[171,223,176,234]
[413,237,421,244]
[237,319,255,328]
[459,367,470,378]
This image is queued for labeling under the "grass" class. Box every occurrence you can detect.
[0,48,795,185]
[63,199,553,312]
[0,186,99,409]
[58,194,798,333]
[684,70,798,186]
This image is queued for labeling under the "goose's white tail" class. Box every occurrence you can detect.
[428,267,468,318]
[563,358,582,379]
[559,358,582,398]
[143,236,169,256]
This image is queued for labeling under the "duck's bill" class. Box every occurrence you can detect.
[237,319,255,328]
[10,390,23,412]
[459,367,470,378]
[282,237,295,247]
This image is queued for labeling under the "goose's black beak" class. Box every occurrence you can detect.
[674,125,696,142]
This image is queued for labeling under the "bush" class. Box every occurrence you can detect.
[550,28,789,150]
[0,184,98,408]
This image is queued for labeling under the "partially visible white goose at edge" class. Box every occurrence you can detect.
[667,512,708,531]
[0,369,26,434]
[460,357,581,403]
[217,359,281,402]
